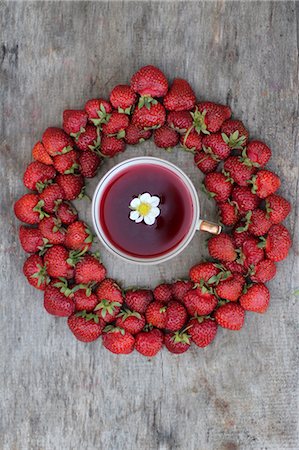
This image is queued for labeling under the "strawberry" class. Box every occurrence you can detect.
[231,186,260,214]
[32,141,53,165]
[163,78,196,111]
[38,216,66,245]
[132,102,166,129]
[262,224,291,262]
[153,125,179,150]
[94,279,123,322]
[102,326,135,354]
[55,173,84,200]
[63,109,88,141]
[249,170,281,198]
[183,288,218,316]
[44,283,75,317]
[203,172,233,203]
[223,156,256,186]
[53,150,80,174]
[249,259,276,283]
[265,194,291,224]
[202,133,231,160]
[64,221,93,251]
[208,233,237,262]
[74,254,106,284]
[215,302,245,330]
[153,283,173,304]
[239,237,264,269]
[188,317,218,348]
[167,110,193,133]
[76,124,100,151]
[239,283,270,313]
[223,261,247,275]
[124,123,152,145]
[189,262,220,284]
[68,311,104,342]
[39,183,65,213]
[125,289,153,314]
[145,301,167,329]
[164,330,191,354]
[78,149,101,178]
[221,119,249,149]
[84,98,112,124]
[73,289,98,312]
[171,280,194,302]
[23,254,49,290]
[102,111,129,136]
[23,161,56,191]
[194,151,218,174]
[100,135,126,157]
[243,140,272,167]
[232,224,253,247]
[110,85,137,113]
[130,65,168,98]
[215,273,245,301]
[180,131,203,152]
[116,309,146,335]
[14,193,47,224]
[19,226,44,253]
[164,300,188,331]
[192,102,231,134]
[218,201,239,226]
[42,127,74,156]
[55,201,78,225]
[236,209,272,236]
[44,245,74,279]
[135,328,164,357]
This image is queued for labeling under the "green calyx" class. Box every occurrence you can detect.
[75,310,99,323]
[159,306,167,314]
[240,148,261,168]
[222,169,234,184]
[91,104,111,127]
[72,281,97,297]
[64,163,80,175]
[202,145,221,162]
[257,236,267,249]
[221,131,246,150]
[247,175,258,194]
[138,96,157,110]
[70,127,86,142]
[36,180,53,193]
[33,200,49,219]
[88,133,102,152]
[78,186,91,201]
[67,247,88,267]
[94,299,122,318]
[61,145,73,155]
[84,227,94,244]
[235,210,252,233]
[190,107,210,135]
[117,308,142,321]
[207,269,231,286]
[31,264,50,287]
[118,106,133,115]
[171,329,191,345]
[201,183,216,199]
[38,238,52,256]
[103,325,125,335]
[53,277,73,297]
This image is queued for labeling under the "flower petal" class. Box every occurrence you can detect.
[151,207,160,218]
[135,215,143,223]
[144,214,156,225]
[130,210,140,221]
[139,193,151,203]
[150,196,160,207]
[130,198,141,208]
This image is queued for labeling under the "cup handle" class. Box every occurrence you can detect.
[196,219,222,235]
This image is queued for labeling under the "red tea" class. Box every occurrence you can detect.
[99,163,194,258]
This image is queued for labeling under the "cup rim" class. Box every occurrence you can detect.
[91,156,200,265]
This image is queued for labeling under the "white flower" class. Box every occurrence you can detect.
[129,192,160,226]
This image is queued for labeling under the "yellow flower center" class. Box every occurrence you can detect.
[137,202,151,216]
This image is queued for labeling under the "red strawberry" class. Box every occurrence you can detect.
[44,245,74,279]
[73,289,98,312]
[215,273,245,301]
[183,288,218,316]
[189,262,220,284]
[244,140,272,167]
[208,233,237,262]
[135,328,164,357]
[116,309,146,335]
[84,98,112,124]
[263,224,291,262]
[167,110,193,133]
[265,194,291,224]
[163,78,196,111]
[74,254,106,284]
[44,283,75,317]
[240,237,265,269]
[188,317,218,348]
[218,201,239,226]
[192,102,231,134]
[145,301,167,329]
[249,259,276,283]
[194,151,218,174]
[76,124,100,151]
[102,326,135,354]
[250,170,281,198]
[94,279,123,322]
[180,131,203,152]
[39,183,65,213]
[164,301,188,331]
[100,135,126,157]
[23,254,49,290]
[79,149,101,178]
[239,283,270,313]
[38,216,66,245]
[102,111,129,136]
[53,150,80,174]
[68,312,104,342]
[124,123,152,145]
[14,193,46,224]
[125,289,153,314]
[164,330,191,354]
[19,226,44,253]
[221,119,249,149]
[23,161,56,191]
[153,283,173,304]
[203,172,233,203]
[236,209,272,236]
[132,102,166,130]
[223,261,247,276]
[232,224,253,247]
[64,221,93,251]
[231,186,260,214]
[32,141,53,165]
[55,173,84,200]
[215,302,245,330]
[153,125,179,150]
[42,127,74,156]
[63,110,88,140]
[130,65,168,98]
[110,85,137,113]
[56,201,78,225]
[202,133,231,160]
[223,156,256,186]
[171,280,194,302]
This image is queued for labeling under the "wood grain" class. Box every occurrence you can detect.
[0,1,298,449]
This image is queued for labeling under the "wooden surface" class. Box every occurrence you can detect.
[1,1,298,449]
